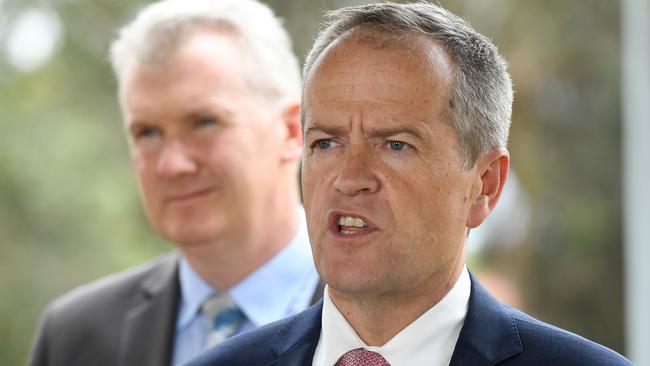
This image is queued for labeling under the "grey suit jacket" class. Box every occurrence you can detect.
[28,252,181,366]
[27,251,325,366]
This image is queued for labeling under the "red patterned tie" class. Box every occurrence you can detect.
[335,348,391,366]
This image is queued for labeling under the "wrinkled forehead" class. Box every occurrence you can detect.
[305,26,455,85]
[302,27,455,124]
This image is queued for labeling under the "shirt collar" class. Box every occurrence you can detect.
[314,267,471,366]
[176,206,316,330]
[177,256,215,330]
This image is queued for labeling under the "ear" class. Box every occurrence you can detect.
[279,102,303,163]
[466,147,510,228]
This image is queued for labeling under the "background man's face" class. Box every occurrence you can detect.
[120,31,289,248]
[302,31,479,299]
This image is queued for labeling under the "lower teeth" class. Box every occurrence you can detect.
[339,226,360,235]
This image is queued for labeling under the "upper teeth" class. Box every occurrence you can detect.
[338,216,367,227]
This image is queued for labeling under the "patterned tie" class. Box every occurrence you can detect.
[201,292,246,349]
[335,348,391,366]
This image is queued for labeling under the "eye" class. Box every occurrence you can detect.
[312,139,339,150]
[387,140,408,151]
[135,126,159,139]
[197,116,217,127]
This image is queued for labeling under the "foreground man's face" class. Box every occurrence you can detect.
[302,31,478,299]
[120,32,288,248]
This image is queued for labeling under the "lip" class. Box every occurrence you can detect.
[165,187,215,204]
[328,210,378,239]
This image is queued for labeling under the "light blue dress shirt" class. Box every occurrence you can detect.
[171,208,319,366]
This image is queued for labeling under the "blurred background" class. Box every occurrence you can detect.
[0,0,646,364]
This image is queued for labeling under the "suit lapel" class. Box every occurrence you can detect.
[226,275,522,365]
[449,273,523,366]
[119,253,180,366]
[256,276,524,366]
[309,280,325,306]
[266,301,323,365]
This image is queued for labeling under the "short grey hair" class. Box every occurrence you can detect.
[110,0,301,103]
[303,2,513,167]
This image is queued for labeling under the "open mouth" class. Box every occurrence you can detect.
[329,212,376,238]
[337,215,368,235]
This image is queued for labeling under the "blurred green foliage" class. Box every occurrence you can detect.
[0,0,624,364]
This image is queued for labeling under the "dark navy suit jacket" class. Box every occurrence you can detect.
[186,274,632,365]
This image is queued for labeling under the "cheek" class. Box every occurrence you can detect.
[130,154,162,206]
[130,149,147,171]
[195,135,237,173]
[132,156,153,188]
[389,169,467,234]
[201,129,261,170]
[301,161,333,233]
[300,159,322,205]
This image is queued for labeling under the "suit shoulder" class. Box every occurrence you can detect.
[29,252,178,366]
[44,252,177,325]
[186,317,290,365]
[507,308,632,365]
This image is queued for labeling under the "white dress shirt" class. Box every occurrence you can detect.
[312,267,470,366]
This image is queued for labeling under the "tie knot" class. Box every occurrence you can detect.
[336,348,391,366]
[200,292,246,348]
[201,291,236,321]
[212,307,244,328]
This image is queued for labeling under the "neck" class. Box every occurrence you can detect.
[181,188,300,290]
[329,262,465,346]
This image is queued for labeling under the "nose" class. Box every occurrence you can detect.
[333,145,379,196]
[156,140,198,177]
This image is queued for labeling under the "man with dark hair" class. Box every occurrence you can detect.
[187,2,631,365]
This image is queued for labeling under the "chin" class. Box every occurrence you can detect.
[162,224,221,248]
[160,212,228,243]
[164,232,209,247]
[323,265,386,296]
[329,281,391,300]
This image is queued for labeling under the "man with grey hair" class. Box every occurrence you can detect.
[188,2,631,365]
[27,0,321,365]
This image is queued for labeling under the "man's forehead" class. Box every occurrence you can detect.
[305,30,454,101]
[303,28,455,129]
[119,31,249,95]
[139,23,241,65]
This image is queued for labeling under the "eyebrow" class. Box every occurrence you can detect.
[372,125,424,140]
[303,122,347,138]
[304,121,425,141]
[126,120,150,134]
[183,103,236,122]
[125,103,236,129]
